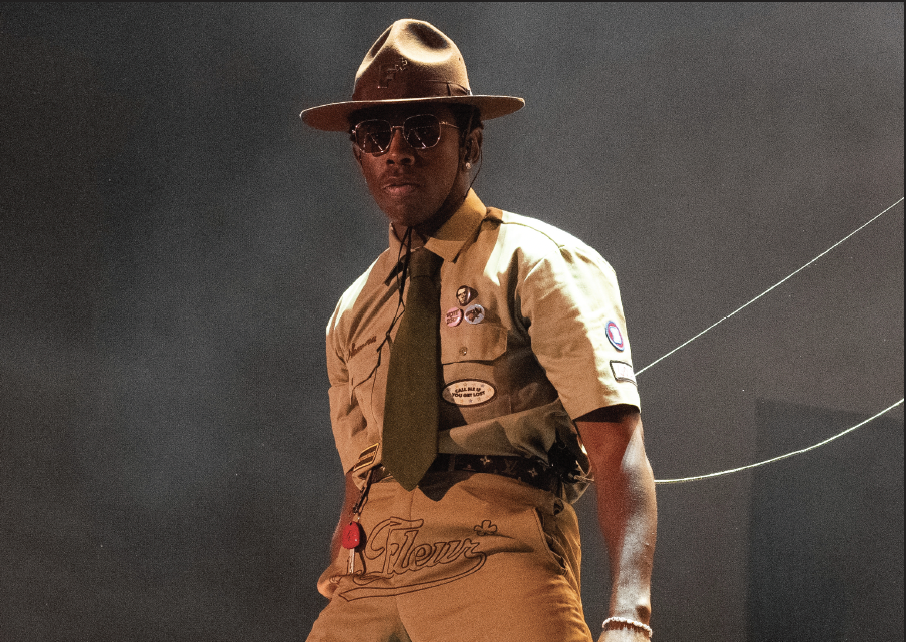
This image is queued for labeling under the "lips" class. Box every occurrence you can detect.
[382,177,420,197]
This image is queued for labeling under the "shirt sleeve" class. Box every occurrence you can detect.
[518,242,641,420]
[325,313,369,474]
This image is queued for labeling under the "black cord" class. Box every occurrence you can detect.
[376,225,414,359]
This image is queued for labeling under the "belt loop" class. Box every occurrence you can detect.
[447,454,457,472]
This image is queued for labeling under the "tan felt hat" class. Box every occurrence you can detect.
[301,19,524,131]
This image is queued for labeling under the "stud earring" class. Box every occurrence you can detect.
[465,162,472,170]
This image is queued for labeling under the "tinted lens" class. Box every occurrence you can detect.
[403,114,441,149]
[355,120,393,154]
[353,115,444,154]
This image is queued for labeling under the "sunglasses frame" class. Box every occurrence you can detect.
[351,114,461,155]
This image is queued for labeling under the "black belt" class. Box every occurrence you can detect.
[374,454,562,495]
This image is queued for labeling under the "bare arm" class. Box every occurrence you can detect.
[575,405,657,642]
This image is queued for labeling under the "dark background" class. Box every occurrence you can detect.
[0,3,902,640]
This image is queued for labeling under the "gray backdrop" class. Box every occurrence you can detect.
[1,3,903,641]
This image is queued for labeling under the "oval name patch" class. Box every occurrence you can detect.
[441,380,497,406]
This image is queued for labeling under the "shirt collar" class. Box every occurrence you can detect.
[382,189,488,283]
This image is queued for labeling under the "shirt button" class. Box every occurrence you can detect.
[459,347,468,356]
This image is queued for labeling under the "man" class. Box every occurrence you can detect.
[301,19,656,642]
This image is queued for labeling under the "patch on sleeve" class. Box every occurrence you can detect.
[610,360,637,386]
[605,321,626,351]
[352,443,379,472]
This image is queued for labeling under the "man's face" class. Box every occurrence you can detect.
[353,104,463,232]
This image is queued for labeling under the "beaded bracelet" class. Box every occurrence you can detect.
[602,616,653,638]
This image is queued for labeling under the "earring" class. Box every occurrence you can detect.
[465,162,472,170]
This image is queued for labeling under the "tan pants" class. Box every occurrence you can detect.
[307,471,593,642]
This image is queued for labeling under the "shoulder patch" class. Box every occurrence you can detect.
[605,321,626,351]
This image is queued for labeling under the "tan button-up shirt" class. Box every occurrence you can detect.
[326,190,640,484]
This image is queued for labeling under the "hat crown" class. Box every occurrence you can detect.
[352,19,472,103]
[300,19,523,131]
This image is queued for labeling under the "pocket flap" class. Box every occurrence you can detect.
[441,324,507,364]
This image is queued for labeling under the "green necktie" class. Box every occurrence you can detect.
[382,248,443,491]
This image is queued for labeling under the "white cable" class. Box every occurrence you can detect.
[636,196,904,377]
[654,399,903,484]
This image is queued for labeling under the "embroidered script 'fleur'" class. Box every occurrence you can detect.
[337,516,487,601]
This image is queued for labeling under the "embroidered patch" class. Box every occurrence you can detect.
[605,321,625,351]
[442,380,496,406]
[456,285,478,306]
[445,307,464,327]
[464,303,485,325]
[352,443,379,472]
[610,361,637,386]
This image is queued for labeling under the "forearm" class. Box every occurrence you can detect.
[596,432,657,622]
[576,406,657,633]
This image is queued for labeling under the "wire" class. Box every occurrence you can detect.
[654,398,903,484]
[640,197,904,483]
[636,196,904,377]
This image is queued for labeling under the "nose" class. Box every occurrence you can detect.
[384,128,415,165]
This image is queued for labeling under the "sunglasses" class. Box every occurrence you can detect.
[351,114,460,155]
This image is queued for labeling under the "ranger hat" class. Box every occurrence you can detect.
[301,19,524,131]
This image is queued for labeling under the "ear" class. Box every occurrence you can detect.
[463,128,483,164]
[352,143,363,166]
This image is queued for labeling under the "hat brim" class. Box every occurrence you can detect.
[300,95,525,132]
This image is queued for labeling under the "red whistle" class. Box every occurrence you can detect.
[341,522,364,549]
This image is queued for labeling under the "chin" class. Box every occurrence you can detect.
[383,203,435,230]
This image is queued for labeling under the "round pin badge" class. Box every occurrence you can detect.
[464,303,485,325]
[456,285,478,306]
[445,307,464,327]
[605,321,625,351]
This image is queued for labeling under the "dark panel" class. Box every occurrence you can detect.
[748,400,904,641]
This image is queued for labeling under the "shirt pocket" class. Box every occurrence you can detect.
[439,324,511,424]
[441,323,508,364]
